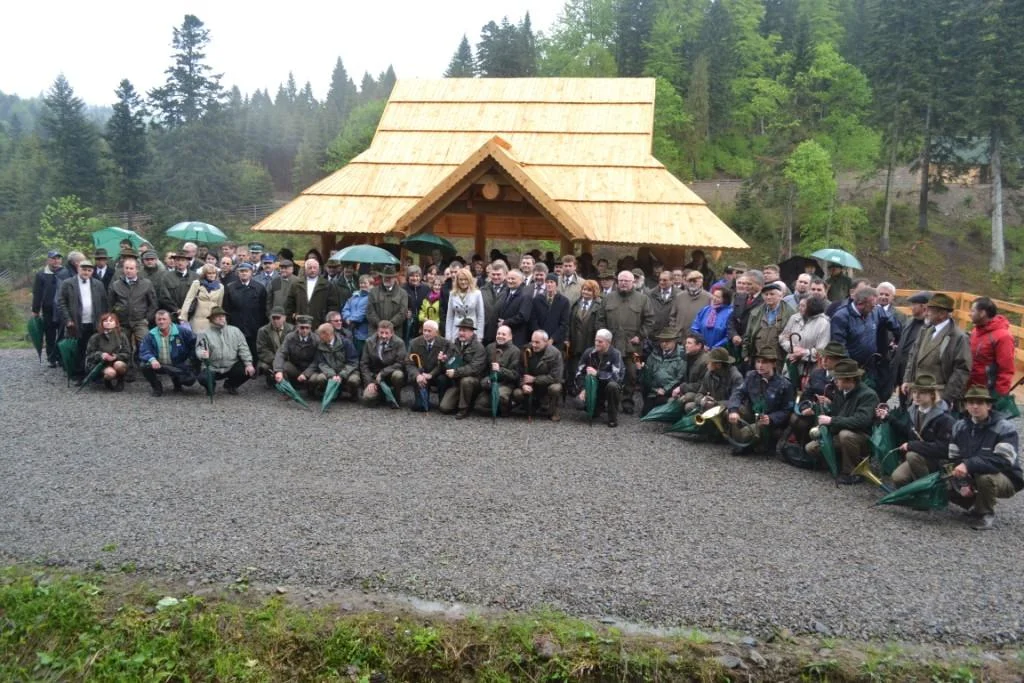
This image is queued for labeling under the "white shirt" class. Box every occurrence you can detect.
[306,277,317,302]
[78,278,94,324]
[931,318,951,339]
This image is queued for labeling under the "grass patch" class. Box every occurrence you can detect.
[1,566,1016,682]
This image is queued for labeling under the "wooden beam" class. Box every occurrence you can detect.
[444,200,543,217]
[475,214,486,259]
[321,233,337,257]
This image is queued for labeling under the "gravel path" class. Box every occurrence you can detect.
[1,348,1022,644]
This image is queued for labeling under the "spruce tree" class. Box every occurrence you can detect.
[40,74,102,203]
[105,79,150,211]
[445,35,477,77]
[149,14,225,128]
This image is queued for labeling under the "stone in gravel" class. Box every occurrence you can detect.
[534,635,560,660]
[813,620,832,636]
[747,649,767,667]
[716,655,744,669]
[740,636,757,647]
[275,586,288,594]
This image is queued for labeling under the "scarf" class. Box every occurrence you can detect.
[428,290,441,302]
[706,304,721,328]
[200,279,221,291]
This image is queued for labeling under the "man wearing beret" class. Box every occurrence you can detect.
[196,306,256,394]
[273,315,319,390]
[901,292,971,407]
[256,307,293,387]
[946,385,1023,530]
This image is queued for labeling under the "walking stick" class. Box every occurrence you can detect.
[522,347,533,423]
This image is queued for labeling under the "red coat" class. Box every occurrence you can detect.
[969,315,1016,394]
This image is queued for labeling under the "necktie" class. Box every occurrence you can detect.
[547,296,553,305]
[127,279,136,285]
[564,278,570,287]
[427,341,433,353]
[583,302,590,313]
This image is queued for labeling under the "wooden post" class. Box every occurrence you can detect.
[560,236,573,257]
[475,214,486,260]
[321,233,337,258]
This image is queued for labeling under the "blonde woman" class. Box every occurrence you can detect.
[181,264,225,334]
[444,267,485,339]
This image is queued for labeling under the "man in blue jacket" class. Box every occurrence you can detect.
[830,287,900,397]
[727,347,794,454]
[947,385,1023,530]
[139,309,197,396]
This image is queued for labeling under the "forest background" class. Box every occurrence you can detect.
[1,0,1023,303]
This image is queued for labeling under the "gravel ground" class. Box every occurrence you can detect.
[1,348,1022,645]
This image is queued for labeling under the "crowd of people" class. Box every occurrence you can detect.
[30,241,1022,529]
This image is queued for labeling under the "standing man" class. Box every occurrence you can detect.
[646,269,679,338]
[968,296,1016,397]
[894,291,932,407]
[31,249,63,367]
[669,270,711,339]
[783,273,812,310]
[728,270,764,370]
[601,270,654,415]
[403,265,431,342]
[157,253,198,322]
[529,273,570,348]
[223,262,268,360]
[831,287,901,394]
[58,257,108,378]
[576,329,626,428]
[901,293,971,408]
[825,263,852,302]
[266,259,295,318]
[366,265,409,334]
[92,249,115,291]
[285,258,340,328]
[254,253,277,289]
[558,254,582,306]
[480,262,507,345]
[107,256,158,375]
[742,282,795,371]
[496,269,533,347]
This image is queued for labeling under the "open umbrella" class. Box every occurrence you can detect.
[321,378,342,413]
[401,233,456,256]
[166,221,227,244]
[875,471,948,510]
[57,337,78,386]
[27,317,45,363]
[584,374,599,426]
[640,400,686,423]
[275,379,311,409]
[811,248,863,270]
[379,380,400,408]
[92,226,145,256]
[75,362,106,393]
[332,244,400,266]
[778,256,823,287]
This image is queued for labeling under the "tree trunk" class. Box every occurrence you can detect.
[918,103,931,233]
[881,125,899,253]
[990,129,1005,272]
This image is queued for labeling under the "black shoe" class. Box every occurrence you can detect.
[971,514,995,531]
[113,378,125,392]
[455,410,469,420]
[48,361,59,369]
[150,386,164,397]
[225,386,238,395]
[621,403,634,415]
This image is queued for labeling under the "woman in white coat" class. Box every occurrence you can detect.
[181,264,225,335]
[445,267,485,339]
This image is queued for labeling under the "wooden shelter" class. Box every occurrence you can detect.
[252,78,748,259]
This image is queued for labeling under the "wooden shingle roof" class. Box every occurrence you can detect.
[252,78,748,249]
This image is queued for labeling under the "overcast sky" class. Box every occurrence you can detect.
[3,1,561,105]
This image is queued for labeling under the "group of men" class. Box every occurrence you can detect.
[31,246,1021,529]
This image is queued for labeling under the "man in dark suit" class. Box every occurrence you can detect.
[530,273,570,347]
[285,258,341,327]
[480,262,508,345]
[224,262,269,360]
[496,269,533,347]
[405,319,450,410]
[92,249,115,291]
[58,258,109,377]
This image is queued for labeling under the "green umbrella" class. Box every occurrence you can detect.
[490,372,500,424]
[92,226,145,256]
[332,244,400,266]
[666,408,702,434]
[166,221,227,244]
[870,422,899,476]
[57,337,78,386]
[818,426,839,479]
[27,316,45,363]
[75,362,106,393]
[203,359,215,403]
[321,378,342,413]
[640,399,685,423]
[584,374,599,425]
[401,233,456,256]
[275,379,310,409]
[875,471,948,510]
[810,248,862,270]
[993,393,1021,419]
[379,380,400,408]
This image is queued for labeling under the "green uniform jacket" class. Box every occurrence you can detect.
[641,346,687,396]
[157,269,198,317]
[359,334,408,384]
[601,289,654,353]
[85,330,132,370]
[366,285,409,333]
[902,320,972,405]
[108,277,158,325]
[197,324,252,373]
[273,330,318,377]
[742,301,796,362]
[405,335,451,381]
[522,343,564,388]
[256,322,294,369]
[828,381,879,433]
[674,350,709,394]
[484,341,521,387]
[447,336,487,379]
[698,365,744,402]
[317,336,359,378]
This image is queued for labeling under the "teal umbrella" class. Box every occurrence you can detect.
[27,316,45,363]
[818,426,839,479]
[666,408,701,434]
[332,244,400,266]
[379,380,400,408]
[166,221,227,244]
[321,378,342,413]
[92,226,145,256]
[584,374,599,425]
[57,337,78,386]
[641,399,685,423]
[811,248,862,270]
[875,471,948,510]
[76,362,106,393]
[490,373,500,424]
[275,379,311,409]
[401,233,456,256]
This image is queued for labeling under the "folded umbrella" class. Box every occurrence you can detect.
[27,316,45,363]
[666,408,702,434]
[203,359,215,404]
[321,378,341,414]
[275,378,311,409]
[490,373,500,424]
[57,337,78,387]
[409,353,429,412]
[75,361,106,393]
[640,399,685,423]
[379,380,400,408]
[819,426,839,479]
[584,373,599,425]
[875,471,948,510]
